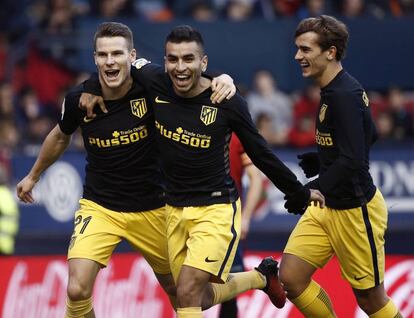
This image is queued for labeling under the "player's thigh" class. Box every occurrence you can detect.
[166,205,188,283]
[331,190,387,290]
[284,204,334,269]
[184,200,241,283]
[68,199,124,267]
[124,206,171,275]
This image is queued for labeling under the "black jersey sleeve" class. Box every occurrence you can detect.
[131,60,164,91]
[225,95,305,196]
[82,72,101,96]
[313,90,366,192]
[58,86,82,135]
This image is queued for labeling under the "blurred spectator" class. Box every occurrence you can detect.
[255,112,279,145]
[389,0,414,16]
[39,0,88,34]
[191,1,217,21]
[269,0,302,18]
[0,81,15,120]
[386,87,414,140]
[341,0,365,17]
[225,0,256,20]
[288,84,319,147]
[375,111,395,144]
[0,120,20,152]
[15,46,75,106]
[0,33,8,81]
[16,86,54,125]
[89,0,135,17]
[338,0,387,18]
[297,0,330,18]
[247,70,292,146]
[136,0,174,21]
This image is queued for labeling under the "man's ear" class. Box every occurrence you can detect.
[202,55,208,72]
[327,46,337,61]
[131,48,137,61]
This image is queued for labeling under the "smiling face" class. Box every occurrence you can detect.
[294,31,332,82]
[164,41,208,97]
[94,36,136,99]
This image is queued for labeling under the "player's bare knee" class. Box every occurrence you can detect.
[67,279,93,301]
[354,286,388,315]
[279,263,295,290]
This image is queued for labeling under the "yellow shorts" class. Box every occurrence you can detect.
[67,198,170,274]
[166,200,241,284]
[284,189,387,290]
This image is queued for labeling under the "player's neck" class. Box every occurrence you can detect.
[318,63,343,88]
[101,77,133,100]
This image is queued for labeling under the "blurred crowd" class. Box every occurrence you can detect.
[0,0,413,168]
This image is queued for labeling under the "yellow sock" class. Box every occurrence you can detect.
[65,297,94,318]
[211,270,266,305]
[369,299,402,318]
[176,307,202,317]
[291,280,336,318]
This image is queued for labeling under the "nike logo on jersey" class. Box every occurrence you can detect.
[83,116,94,123]
[155,96,169,104]
[354,274,368,281]
[205,257,218,263]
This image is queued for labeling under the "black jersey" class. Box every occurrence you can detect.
[59,83,164,212]
[130,63,303,206]
[313,70,377,209]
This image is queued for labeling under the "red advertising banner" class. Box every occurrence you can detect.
[0,252,413,318]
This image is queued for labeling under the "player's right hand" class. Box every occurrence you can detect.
[16,175,38,204]
[297,152,320,178]
[79,93,107,119]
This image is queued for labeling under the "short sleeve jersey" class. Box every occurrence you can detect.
[59,83,164,212]
[315,70,377,209]
[130,63,303,207]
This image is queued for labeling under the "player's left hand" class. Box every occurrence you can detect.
[210,74,236,104]
[79,93,107,119]
[283,187,310,215]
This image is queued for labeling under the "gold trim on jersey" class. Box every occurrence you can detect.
[362,91,369,107]
[130,98,147,118]
[319,104,328,123]
[200,106,217,126]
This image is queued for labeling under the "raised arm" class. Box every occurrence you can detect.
[16,125,71,203]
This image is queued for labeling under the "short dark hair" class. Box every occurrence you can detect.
[94,22,134,51]
[165,25,205,53]
[295,15,349,61]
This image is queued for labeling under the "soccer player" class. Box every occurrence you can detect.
[16,22,235,318]
[278,15,403,318]
[122,25,324,317]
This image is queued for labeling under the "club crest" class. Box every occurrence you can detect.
[130,98,147,118]
[200,105,217,126]
[319,104,328,122]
